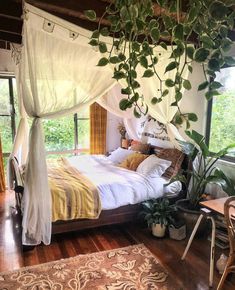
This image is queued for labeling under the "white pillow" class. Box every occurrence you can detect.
[107,147,135,164]
[137,155,172,177]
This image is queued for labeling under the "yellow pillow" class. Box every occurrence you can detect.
[119,152,149,171]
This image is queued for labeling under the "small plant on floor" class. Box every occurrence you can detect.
[140,198,177,237]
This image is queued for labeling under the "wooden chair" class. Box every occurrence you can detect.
[217,197,235,290]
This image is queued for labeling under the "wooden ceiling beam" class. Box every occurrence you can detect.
[0,0,22,20]
[0,31,22,44]
[0,17,22,35]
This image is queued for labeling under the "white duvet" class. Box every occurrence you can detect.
[67,155,181,210]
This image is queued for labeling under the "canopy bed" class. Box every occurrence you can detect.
[8,3,188,246]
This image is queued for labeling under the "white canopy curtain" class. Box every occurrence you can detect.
[13,3,187,245]
[98,84,145,140]
[19,3,116,245]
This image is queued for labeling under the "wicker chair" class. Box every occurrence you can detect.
[217,197,235,290]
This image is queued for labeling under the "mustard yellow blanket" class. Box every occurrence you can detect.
[47,158,101,222]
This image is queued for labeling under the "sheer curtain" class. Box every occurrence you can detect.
[19,4,116,245]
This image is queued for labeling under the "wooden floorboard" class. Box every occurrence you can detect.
[0,190,234,289]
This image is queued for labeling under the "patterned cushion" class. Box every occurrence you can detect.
[130,142,151,154]
[156,148,185,179]
[119,152,149,171]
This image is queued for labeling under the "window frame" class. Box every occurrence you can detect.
[205,67,235,163]
[0,76,17,158]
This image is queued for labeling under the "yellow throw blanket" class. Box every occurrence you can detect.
[47,158,101,222]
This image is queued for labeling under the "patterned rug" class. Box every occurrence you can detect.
[0,244,177,290]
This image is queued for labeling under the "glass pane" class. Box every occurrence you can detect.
[0,78,10,115]
[77,119,90,149]
[210,67,235,157]
[12,78,20,129]
[0,116,13,153]
[43,115,74,151]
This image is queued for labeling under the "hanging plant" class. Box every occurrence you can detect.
[85,0,235,127]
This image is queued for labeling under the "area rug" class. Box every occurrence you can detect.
[0,244,177,290]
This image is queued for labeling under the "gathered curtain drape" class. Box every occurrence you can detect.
[90,102,107,154]
[11,3,188,245]
[0,133,5,192]
[18,3,116,245]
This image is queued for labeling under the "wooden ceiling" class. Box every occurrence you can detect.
[0,0,235,50]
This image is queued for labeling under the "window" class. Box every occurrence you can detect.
[206,66,235,161]
[43,107,90,157]
[0,76,17,167]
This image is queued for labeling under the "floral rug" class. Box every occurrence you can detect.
[0,244,177,290]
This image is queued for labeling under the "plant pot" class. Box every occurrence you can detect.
[152,224,166,238]
[176,199,208,237]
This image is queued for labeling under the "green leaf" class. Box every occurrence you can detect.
[131,92,139,102]
[183,80,192,90]
[136,19,145,31]
[221,38,233,52]
[109,56,120,64]
[224,56,235,66]
[188,65,193,73]
[142,69,154,78]
[130,70,137,78]
[186,46,195,60]
[185,130,210,157]
[119,98,130,110]
[132,42,140,52]
[162,89,169,98]
[91,30,99,38]
[140,56,148,69]
[208,58,220,71]
[132,81,140,89]
[175,115,183,125]
[129,4,139,19]
[84,10,96,21]
[188,113,198,122]
[134,107,141,118]
[100,27,109,36]
[165,79,175,87]
[165,61,179,73]
[150,27,160,42]
[120,6,129,22]
[219,25,228,38]
[205,90,220,100]
[175,91,182,101]
[209,1,228,21]
[187,6,198,23]
[209,81,223,90]
[151,97,162,104]
[121,87,132,95]
[173,24,184,40]
[118,53,126,61]
[89,39,98,46]
[201,34,215,49]
[97,57,109,66]
[148,19,158,30]
[159,42,167,50]
[194,48,210,62]
[198,81,209,91]
[113,71,126,80]
[99,42,107,53]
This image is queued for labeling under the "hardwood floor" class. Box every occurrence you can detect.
[0,190,234,289]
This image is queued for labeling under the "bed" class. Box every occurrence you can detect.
[11,148,187,236]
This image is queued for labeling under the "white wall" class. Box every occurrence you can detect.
[106,111,122,152]
[0,49,14,73]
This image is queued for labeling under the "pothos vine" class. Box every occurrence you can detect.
[85,0,235,128]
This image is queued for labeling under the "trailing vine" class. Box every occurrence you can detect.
[85,0,235,127]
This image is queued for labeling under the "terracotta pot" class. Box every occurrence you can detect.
[152,224,166,238]
[176,199,209,237]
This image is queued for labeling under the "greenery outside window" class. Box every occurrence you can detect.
[206,66,235,162]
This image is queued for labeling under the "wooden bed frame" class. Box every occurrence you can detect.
[11,153,187,237]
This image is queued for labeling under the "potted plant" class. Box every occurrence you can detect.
[168,130,235,233]
[140,198,177,237]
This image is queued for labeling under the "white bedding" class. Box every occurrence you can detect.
[67,155,182,210]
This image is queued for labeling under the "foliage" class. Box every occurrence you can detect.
[140,198,177,227]
[169,130,235,207]
[85,0,235,127]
